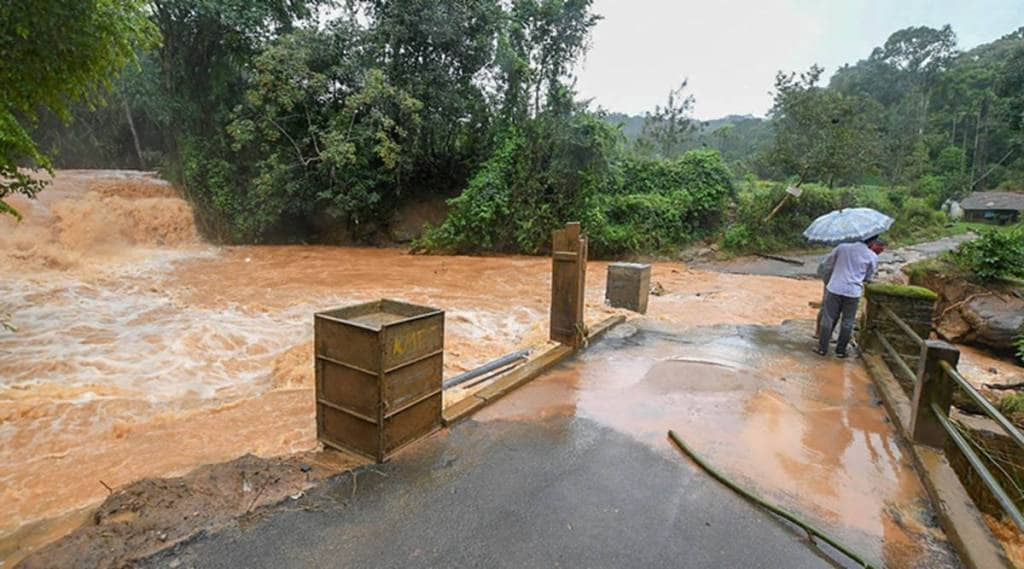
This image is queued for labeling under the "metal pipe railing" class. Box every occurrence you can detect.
[874,329,918,385]
[870,295,1024,533]
[443,349,531,390]
[879,304,925,349]
[931,402,1024,531]
[941,360,1024,452]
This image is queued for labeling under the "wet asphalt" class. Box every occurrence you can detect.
[142,407,837,568]
[693,233,974,280]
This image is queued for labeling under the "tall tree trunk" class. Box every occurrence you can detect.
[961,122,969,169]
[969,106,982,187]
[123,96,145,170]
[918,89,930,137]
[533,79,540,118]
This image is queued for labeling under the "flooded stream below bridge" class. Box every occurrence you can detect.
[0,171,963,566]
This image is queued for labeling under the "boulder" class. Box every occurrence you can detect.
[960,295,1024,350]
[938,309,972,342]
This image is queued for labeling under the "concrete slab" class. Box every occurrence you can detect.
[142,417,832,569]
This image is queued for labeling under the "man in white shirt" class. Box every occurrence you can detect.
[815,236,883,358]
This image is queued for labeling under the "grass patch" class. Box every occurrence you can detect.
[865,282,939,301]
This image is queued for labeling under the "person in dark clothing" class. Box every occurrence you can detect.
[815,236,884,358]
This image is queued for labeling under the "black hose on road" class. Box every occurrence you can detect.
[667,430,875,569]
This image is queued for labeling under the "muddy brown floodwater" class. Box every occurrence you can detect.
[1,171,826,563]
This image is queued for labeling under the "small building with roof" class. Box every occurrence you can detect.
[959,191,1024,225]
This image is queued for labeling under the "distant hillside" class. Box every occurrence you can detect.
[604,112,773,168]
[605,112,763,141]
[604,112,645,140]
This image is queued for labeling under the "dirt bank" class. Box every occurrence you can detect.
[908,264,1024,354]
[13,452,361,568]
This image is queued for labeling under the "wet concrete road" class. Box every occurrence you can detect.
[143,416,832,569]
[693,233,975,281]
[142,320,959,569]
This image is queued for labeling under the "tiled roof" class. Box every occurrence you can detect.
[960,191,1024,211]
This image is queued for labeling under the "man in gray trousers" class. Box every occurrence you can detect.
[815,236,884,358]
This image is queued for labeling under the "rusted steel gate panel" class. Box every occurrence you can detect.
[315,299,444,462]
[549,222,588,348]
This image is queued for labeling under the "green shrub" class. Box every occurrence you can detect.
[419,112,621,254]
[998,393,1024,418]
[420,138,734,256]
[722,223,754,251]
[585,150,734,256]
[723,183,841,252]
[889,197,948,241]
[911,175,947,208]
[721,182,948,254]
[952,226,1024,281]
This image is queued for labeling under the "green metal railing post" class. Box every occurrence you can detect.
[910,340,960,448]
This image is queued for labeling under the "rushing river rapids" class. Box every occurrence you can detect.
[0,170,983,566]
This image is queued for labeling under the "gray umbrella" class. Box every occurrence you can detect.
[803,208,893,244]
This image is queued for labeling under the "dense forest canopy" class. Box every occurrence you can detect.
[609,25,1024,195]
[7,1,1024,254]
[0,0,155,218]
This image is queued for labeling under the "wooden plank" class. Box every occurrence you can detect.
[442,394,488,426]
[549,222,587,347]
[442,315,625,426]
[475,344,573,402]
[587,315,626,341]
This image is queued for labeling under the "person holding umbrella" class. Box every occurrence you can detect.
[803,208,893,358]
[815,236,886,357]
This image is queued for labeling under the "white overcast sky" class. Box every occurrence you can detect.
[576,0,1024,119]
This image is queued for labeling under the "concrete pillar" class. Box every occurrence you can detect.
[605,263,651,314]
[861,283,939,396]
[910,340,960,448]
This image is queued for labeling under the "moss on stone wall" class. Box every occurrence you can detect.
[903,258,955,282]
[866,282,939,301]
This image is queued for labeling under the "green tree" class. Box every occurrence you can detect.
[31,52,168,170]
[359,0,502,189]
[498,0,601,122]
[831,26,959,181]
[766,65,884,186]
[148,0,328,235]
[998,41,1024,140]
[634,80,697,159]
[0,0,155,217]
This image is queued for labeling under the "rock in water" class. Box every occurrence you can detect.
[961,296,1024,350]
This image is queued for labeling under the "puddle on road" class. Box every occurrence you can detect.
[476,322,959,569]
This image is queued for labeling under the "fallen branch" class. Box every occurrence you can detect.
[755,253,805,266]
[936,292,995,322]
[983,382,1024,391]
[246,484,267,514]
